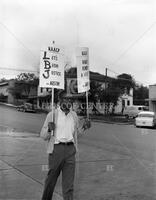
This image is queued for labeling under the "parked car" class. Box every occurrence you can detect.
[17,103,36,113]
[123,105,148,118]
[135,111,156,128]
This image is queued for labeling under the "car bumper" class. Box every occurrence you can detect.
[135,122,155,127]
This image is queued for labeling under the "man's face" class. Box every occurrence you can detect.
[60,98,72,114]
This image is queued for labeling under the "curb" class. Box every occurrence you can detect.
[0,125,39,138]
[91,119,134,125]
[0,102,17,108]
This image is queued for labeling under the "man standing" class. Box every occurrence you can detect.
[40,91,91,200]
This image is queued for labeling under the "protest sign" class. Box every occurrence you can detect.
[39,45,64,89]
[76,47,90,118]
[76,47,90,93]
[39,44,65,153]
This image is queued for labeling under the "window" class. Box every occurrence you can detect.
[127,100,130,106]
[122,100,125,107]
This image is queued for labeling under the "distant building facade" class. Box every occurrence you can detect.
[0,80,15,103]
[0,80,37,105]
[149,85,156,113]
[37,69,133,114]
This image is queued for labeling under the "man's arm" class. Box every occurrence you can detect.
[72,111,91,135]
[40,112,54,140]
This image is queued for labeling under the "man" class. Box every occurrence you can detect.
[40,91,91,200]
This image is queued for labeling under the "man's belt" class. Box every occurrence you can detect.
[58,142,74,145]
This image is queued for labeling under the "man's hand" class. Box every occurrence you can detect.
[82,118,91,131]
[48,122,55,132]
[46,132,51,141]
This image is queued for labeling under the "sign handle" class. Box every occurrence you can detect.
[51,88,54,137]
[46,88,54,154]
[86,90,89,119]
[51,88,54,122]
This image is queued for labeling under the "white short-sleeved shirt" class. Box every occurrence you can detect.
[54,108,75,143]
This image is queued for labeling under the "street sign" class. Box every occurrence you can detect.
[76,47,90,93]
[39,45,65,89]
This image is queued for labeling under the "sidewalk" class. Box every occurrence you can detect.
[0,130,63,200]
[90,114,134,125]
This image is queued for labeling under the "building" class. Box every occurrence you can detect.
[0,80,15,103]
[37,87,52,111]
[0,80,38,105]
[149,84,156,113]
[37,68,133,113]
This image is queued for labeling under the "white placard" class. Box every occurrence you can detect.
[39,45,65,89]
[76,47,90,93]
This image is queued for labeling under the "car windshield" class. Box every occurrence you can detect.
[138,114,154,118]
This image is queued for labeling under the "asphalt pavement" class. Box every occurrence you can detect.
[1,123,156,200]
[1,104,156,200]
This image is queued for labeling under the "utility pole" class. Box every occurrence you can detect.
[105,67,108,89]
[104,67,108,114]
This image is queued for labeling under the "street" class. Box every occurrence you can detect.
[0,105,156,199]
[0,105,46,133]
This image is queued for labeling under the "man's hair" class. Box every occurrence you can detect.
[58,90,67,100]
[57,90,73,103]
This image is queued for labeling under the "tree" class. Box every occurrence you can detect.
[7,83,23,99]
[133,84,149,105]
[89,81,102,114]
[8,73,39,99]
[16,73,39,97]
[116,73,136,94]
[0,78,7,83]
[99,82,121,114]
[98,73,136,114]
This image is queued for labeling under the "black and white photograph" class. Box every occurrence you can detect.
[0,0,156,199]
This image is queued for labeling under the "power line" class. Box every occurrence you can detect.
[0,22,38,59]
[106,67,148,85]
[112,21,156,65]
[107,68,119,76]
[0,67,39,73]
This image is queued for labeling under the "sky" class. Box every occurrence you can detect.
[0,0,156,86]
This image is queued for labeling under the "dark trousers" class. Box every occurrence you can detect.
[41,143,76,200]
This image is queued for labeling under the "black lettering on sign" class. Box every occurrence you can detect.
[84,71,89,77]
[48,47,60,53]
[43,70,50,79]
[82,60,88,65]
[51,55,58,61]
[44,61,51,69]
[50,81,60,86]
[82,66,88,71]
[43,51,50,60]
[42,51,51,79]
[51,71,61,76]
[82,51,87,56]
[52,63,59,68]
